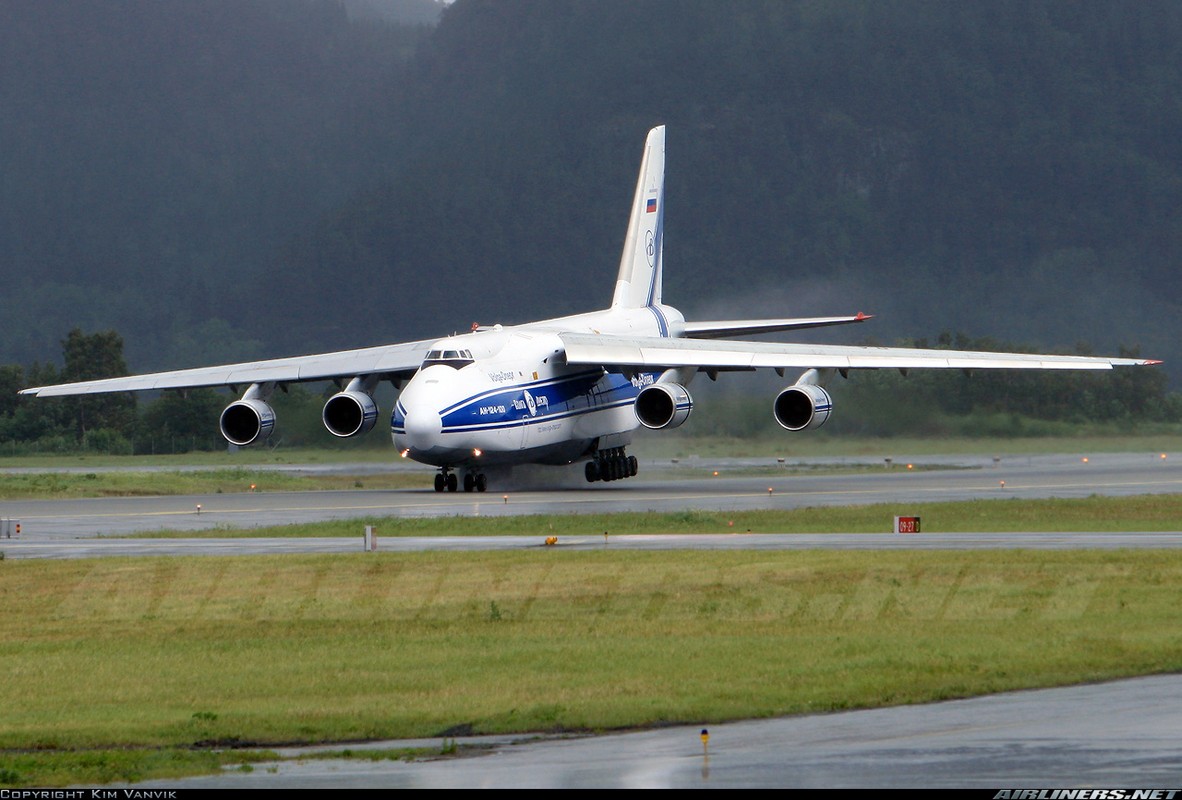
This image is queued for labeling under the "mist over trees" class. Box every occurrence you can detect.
[2,1,1179,399]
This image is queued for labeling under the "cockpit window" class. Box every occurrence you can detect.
[421,348,474,369]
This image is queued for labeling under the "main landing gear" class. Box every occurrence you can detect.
[585,447,638,483]
[434,468,487,493]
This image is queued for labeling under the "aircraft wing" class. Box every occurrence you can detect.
[685,312,871,339]
[559,333,1161,372]
[18,339,435,397]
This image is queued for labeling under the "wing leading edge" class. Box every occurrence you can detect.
[559,333,1160,372]
[18,339,435,397]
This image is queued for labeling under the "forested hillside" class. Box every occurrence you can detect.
[0,0,426,368]
[2,1,1178,385]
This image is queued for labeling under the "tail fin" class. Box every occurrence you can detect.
[611,125,665,310]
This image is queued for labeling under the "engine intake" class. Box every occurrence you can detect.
[220,398,276,446]
[323,390,379,438]
[773,384,832,431]
[635,382,693,430]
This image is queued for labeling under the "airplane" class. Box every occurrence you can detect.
[19,125,1161,493]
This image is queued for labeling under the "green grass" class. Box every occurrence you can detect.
[0,467,429,498]
[0,446,400,469]
[0,748,280,787]
[133,494,1182,539]
[2,543,1182,785]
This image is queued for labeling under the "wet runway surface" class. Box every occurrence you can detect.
[108,674,1182,789]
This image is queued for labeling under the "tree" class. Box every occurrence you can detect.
[59,328,136,442]
[139,388,225,453]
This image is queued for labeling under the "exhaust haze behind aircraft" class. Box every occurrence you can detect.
[20,126,1161,492]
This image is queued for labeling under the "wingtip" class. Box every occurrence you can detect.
[854,311,873,321]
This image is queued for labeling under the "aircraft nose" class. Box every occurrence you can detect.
[403,405,443,450]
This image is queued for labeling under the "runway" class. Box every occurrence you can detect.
[2,451,1179,542]
[7,450,1180,788]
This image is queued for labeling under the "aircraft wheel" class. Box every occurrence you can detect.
[446,472,458,492]
[585,461,600,482]
[434,474,445,492]
[475,473,487,492]
[463,473,475,492]
[628,455,638,476]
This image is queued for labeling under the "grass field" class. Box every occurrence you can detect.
[2,546,1182,786]
[0,466,430,499]
[123,494,1182,539]
[2,497,1182,786]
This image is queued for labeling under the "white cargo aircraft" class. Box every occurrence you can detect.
[20,126,1160,492]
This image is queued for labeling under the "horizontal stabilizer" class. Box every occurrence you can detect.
[685,312,872,339]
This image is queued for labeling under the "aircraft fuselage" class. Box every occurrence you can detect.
[391,305,683,472]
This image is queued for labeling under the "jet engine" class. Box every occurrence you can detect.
[322,390,379,438]
[635,382,693,430]
[220,397,276,446]
[773,383,832,431]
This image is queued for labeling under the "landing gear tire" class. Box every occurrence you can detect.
[434,474,445,492]
[463,473,475,492]
[475,473,487,492]
[585,448,637,484]
[446,472,458,492]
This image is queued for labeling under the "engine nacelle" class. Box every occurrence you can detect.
[220,398,276,446]
[322,390,379,438]
[635,382,693,430]
[773,384,832,431]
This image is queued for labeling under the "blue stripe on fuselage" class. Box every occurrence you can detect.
[439,371,654,432]
[391,370,659,435]
[647,304,668,337]
[437,369,602,418]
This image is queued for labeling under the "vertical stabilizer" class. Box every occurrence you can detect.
[611,125,665,310]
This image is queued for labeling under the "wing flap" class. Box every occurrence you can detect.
[559,333,1159,372]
